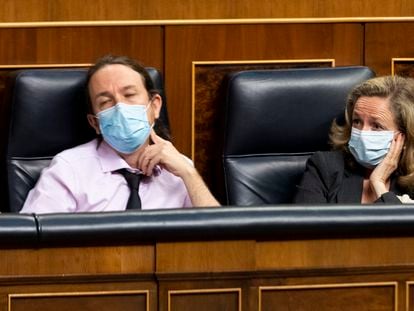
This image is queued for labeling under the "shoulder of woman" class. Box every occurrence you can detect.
[309,150,344,166]
[307,150,345,179]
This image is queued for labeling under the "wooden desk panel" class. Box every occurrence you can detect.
[0,245,154,276]
[256,237,414,270]
[0,238,412,310]
[156,240,255,273]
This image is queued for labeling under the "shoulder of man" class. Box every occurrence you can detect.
[54,138,100,162]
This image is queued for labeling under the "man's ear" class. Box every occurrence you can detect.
[150,94,162,119]
[87,114,101,135]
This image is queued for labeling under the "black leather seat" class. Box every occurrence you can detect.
[223,66,375,206]
[3,67,169,212]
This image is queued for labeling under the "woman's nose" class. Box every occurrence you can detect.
[361,124,372,131]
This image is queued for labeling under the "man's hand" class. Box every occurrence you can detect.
[138,130,194,177]
[137,130,219,207]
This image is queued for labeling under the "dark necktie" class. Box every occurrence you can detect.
[117,169,142,209]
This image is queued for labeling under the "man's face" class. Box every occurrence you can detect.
[87,64,161,134]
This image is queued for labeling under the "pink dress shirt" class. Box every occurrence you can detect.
[20,139,193,214]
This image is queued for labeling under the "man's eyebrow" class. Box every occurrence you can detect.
[95,91,112,100]
[94,85,138,100]
[122,85,138,92]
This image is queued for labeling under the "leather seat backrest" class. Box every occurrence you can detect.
[223,66,375,206]
[4,67,169,212]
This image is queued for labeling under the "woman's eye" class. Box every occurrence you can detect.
[352,119,360,125]
[373,124,383,130]
[125,93,136,97]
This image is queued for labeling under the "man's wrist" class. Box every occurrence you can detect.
[180,165,198,180]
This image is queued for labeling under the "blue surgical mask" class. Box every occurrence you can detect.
[348,127,394,169]
[97,102,152,154]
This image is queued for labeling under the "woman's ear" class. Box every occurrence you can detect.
[87,114,101,135]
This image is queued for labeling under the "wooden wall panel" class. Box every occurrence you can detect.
[168,289,241,311]
[392,59,414,78]
[164,23,362,201]
[2,0,414,22]
[0,21,408,206]
[259,283,396,311]
[365,23,414,76]
[408,282,414,311]
[158,279,252,311]
[165,23,363,156]
[2,282,156,311]
[9,291,149,311]
[193,60,334,202]
[0,26,163,66]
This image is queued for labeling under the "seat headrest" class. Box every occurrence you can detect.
[3,67,169,212]
[8,69,93,157]
[222,66,375,205]
[7,67,169,158]
[224,66,375,156]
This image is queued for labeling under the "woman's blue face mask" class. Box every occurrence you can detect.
[348,127,395,169]
[97,102,152,154]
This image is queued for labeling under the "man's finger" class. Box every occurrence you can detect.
[150,129,164,144]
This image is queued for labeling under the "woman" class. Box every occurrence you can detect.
[294,75,414,203]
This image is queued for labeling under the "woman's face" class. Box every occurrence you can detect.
[351,96,399,132]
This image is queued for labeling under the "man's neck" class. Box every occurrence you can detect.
[119,141,149,169]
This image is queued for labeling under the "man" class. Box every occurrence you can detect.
[20,55,219,213]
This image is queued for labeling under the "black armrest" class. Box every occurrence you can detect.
[0,213,38,247]
[35,205,414,247]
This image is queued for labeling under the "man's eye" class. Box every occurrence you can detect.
[99,99,110,105]
[98,99,113,109]
[125,93,136,97]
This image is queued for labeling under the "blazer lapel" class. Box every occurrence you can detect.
[337,167,364,203]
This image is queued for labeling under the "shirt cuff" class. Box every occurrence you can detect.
[375,192,403,204]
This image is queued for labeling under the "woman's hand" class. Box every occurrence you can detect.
[369,132,405,198]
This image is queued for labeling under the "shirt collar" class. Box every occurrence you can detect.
[97,140,162,176]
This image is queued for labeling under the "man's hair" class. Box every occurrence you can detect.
[86,54,170,140]
[330,75,414,191]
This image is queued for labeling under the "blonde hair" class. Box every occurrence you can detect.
[330,75,414,191]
